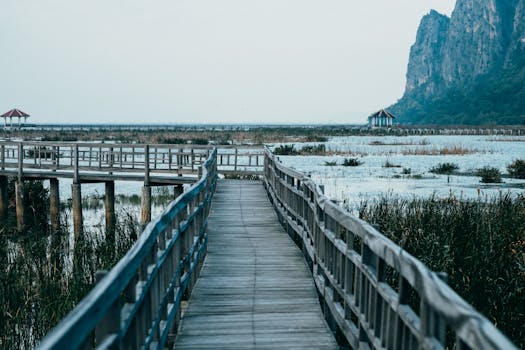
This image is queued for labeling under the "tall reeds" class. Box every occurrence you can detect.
[0,179,160,348]
[359,193,525,347]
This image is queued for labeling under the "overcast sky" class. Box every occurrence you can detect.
[0,0,456,124]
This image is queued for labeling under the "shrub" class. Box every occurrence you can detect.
[156,136,186,144]
[300,144,326,155]
[324,161,337,166]
[342,157,363,166]
[429,162,459,174]
[507,159,525,179]
[383,160,401,168]
[402,167,412,175]
[476,166,503,183]
[305,135,328,142]
[273,145,299,155]
[190,138,209,145]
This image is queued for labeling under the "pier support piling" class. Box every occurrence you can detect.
[174,184,184,199]
[15,180,25,232]
[141,185,152,225]
[49,178,60,231]
[72,183,83,240]
[105,181,115,241]
[0,176,8,221]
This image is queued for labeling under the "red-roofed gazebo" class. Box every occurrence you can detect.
[1,109,30,128]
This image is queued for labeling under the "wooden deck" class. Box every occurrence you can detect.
[174,180,338,349]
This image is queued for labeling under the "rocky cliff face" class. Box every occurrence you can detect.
[405,10,449,97]
[507,0,525,61]
[392,0,525,124]
[441,0,515,83]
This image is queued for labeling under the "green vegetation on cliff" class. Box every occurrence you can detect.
[391,53,525,125]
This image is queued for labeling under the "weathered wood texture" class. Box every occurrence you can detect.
[36,150,218,350]
[264,148,518,350]
[0,141,264,182]
[174,180,338,349]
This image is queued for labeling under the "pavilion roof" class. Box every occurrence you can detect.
[1,109,30,118]
[368,109,396,119]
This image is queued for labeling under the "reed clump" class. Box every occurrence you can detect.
[383,160,401,168]
[342,157,363,166]
[359,194,525,347]
[402,146,479,156]
[476,166,503,183]
[507,159,525,179]
[429,162,460,174]
[0,178,144,348]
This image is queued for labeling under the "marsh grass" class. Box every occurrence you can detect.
[342,157,364,167]
[0,178,167,348]
[383,160,401,168]
[476,166,503,183]
[507,159,525,179]
[430,162,460,175]
[369,139,430,146]
[358,194,525,347]
[402,146,480,156]
[324,161,338,167]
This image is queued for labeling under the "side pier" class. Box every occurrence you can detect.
[0,141,264,235]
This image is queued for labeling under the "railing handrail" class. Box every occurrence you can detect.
[0,141,265,177]
[0,140,264,149]
[263,146,517,350]
[36,149,218,349]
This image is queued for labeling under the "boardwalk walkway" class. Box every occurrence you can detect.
[174,180,338,349]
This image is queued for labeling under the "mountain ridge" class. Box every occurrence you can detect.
[390,0,525,125]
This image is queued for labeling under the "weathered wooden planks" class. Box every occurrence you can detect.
[174,180,338,350]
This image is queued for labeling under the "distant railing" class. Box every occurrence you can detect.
[0,141,263,178]
[36,149,218,349]
[263,147,517,350]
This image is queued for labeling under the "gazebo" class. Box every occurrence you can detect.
[1,109,30,128]
[368,109,396,128]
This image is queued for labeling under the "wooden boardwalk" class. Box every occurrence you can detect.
[174,180,338,349]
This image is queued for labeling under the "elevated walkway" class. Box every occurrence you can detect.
[174,180,338,349]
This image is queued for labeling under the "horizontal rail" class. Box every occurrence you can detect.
[36,149,218,349]
[263,147,517,350]
[0,141,264,179]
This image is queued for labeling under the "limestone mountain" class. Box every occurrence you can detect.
[391,0,525,125]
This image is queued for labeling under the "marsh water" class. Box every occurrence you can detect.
[52,134,525,228]
[274,135,525,209]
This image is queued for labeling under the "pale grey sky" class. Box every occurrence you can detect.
[0,0,456,124]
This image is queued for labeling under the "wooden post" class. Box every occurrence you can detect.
[15,180,24,232]
[1,144,5,170]
[234,147,238,174]
[174,184,184,199]
[105,181,115,241]
[16,143,25,231]
[72,144,83,239]
[18,142,23,181]
[141,145,152,225]
[72,183,83,241]
[141,185,151,225]
[49,178,60,231]
[144,145,150,185]
[0,176,8,221]
[73,144,79,184]
[94,270,120,347]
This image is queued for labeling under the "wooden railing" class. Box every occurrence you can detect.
[0,141,263,178]
[263,147,518,350]
[36,149,218,350]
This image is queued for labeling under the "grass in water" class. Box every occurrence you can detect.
[0,178,147,348]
